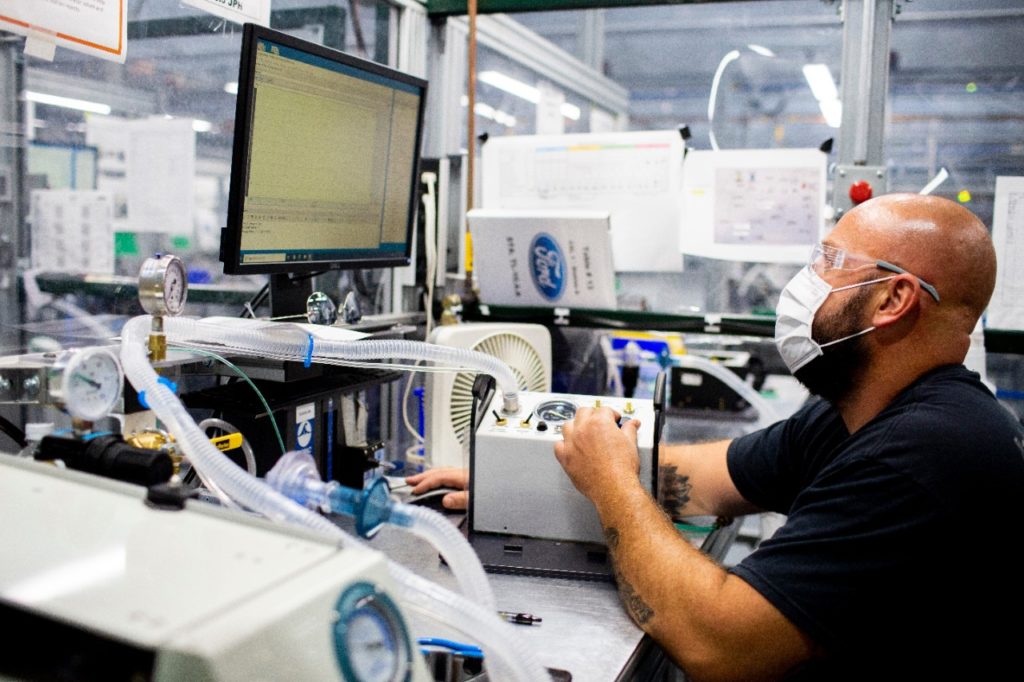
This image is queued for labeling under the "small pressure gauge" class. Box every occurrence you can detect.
[52,348,124,422]
[139,254,188,316]
[333,582,412,682]
[535,398,578,424]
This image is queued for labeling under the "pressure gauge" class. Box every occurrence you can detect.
[52,348,124,422]
[138,254,188,316]
[535,398,578,424]
[333,582,412,682]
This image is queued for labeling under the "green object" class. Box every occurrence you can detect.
[115,232,139,256]
[171,235,191,251]
[675,522,716,534]
[169,346,287,455]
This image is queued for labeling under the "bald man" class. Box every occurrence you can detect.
[556,194,1024,680]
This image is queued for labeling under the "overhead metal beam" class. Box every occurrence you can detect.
[427,0,757,19]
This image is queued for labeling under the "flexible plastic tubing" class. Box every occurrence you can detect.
[120,316,548,682]
[197,418,257,475]
[163,316,521,413]
[677,354,781,429]
[389,502,496,613]
[266,450,496,613]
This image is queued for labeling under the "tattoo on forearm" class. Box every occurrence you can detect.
[658,465,692,519]
[603,527,655,625]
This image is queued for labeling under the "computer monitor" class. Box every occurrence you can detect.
[221,23,427,316]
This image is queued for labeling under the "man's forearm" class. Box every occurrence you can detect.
[594,480,815,681]
[657,440,753,519]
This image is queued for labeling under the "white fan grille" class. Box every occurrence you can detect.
[449,333,548,445]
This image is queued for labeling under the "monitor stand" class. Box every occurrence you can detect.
[269,273,314,320]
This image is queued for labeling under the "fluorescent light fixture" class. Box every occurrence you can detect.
[224,81,239,95]
[476,72,579,121]
[747,44,775,58]
[192,119,213,133]
[25,90,111,115]
[478,71,540,104]
[920,167,949,195]
[802,64,842,128]
[707,50,741,150]
[802,64,838,102]
[472,102,516,128]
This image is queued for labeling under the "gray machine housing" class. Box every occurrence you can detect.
[468,375,665,581]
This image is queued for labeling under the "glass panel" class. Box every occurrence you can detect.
[513,1,840,316]
[17,0,395,287]
[888,0,1024,226]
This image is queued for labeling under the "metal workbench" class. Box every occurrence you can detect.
[370,510,739,682]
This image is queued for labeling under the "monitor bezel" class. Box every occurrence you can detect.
[221,23,427,276]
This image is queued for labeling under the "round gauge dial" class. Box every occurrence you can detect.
[534,398,578,424]
[138,254,188,316]
[333,582,411,682]
[59,348,123,421]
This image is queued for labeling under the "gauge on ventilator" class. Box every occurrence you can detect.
[138,253,188,316]
[50,348,124,422]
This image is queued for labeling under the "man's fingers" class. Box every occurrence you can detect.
[442,491,469,510]
[406,467,468,494]
[622,418,642,437]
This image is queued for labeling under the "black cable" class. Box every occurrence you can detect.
[0,414,28,449]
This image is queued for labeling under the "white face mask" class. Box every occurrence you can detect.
[774,266,896,374]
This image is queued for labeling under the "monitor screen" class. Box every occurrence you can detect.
[221,24,427,276]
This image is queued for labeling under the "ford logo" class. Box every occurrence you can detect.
[529,233,565,300]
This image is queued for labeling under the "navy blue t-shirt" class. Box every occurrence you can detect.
[727,364,1024,680]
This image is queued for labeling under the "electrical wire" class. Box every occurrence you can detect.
[168,345,286,455]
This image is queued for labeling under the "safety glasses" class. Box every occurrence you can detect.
[810,243,941,303]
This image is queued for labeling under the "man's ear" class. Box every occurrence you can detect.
[872,275,920,329]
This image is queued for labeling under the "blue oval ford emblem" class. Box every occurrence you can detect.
[529,233,565,301]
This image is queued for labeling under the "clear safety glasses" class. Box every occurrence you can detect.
[809,243,941,303]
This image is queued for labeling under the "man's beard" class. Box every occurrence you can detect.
[793,285,872,405]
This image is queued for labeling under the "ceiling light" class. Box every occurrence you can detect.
[192,119,213,133]
[919,167,949,196]
[561,103,581,121]
[747,44,775,58]
[802,64,842,128]
[25,90,111,115]
[478,71,540,104]
[224,82,239,95]
[802,64,839,102]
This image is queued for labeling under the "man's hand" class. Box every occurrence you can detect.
[554,407,642,504]
[405,467,469,510]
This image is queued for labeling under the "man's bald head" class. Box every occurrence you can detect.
[836,193,996,332]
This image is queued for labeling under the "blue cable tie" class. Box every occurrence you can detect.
[81,431,114,441]
[138,376,179,409]
[304,334,314,368]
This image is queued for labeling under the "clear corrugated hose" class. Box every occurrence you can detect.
[163,316,520,413]
[120,316,548,681]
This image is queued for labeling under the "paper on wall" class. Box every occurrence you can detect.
[988,176,1024,331]
[182,0,272,27]
[1,0,127,63]
[31,190,115,274]
[682,148,828,263]
[481,130,686,272]
[126,118,196,235]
